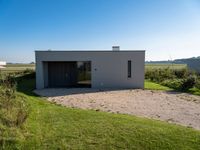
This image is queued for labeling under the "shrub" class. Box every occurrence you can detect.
[174,68,188,78]
[161,79,183,90]
[161,76,196,91]
[181,75,196,91]
[0,74,30,127]
[145,68,176,82]
[0,75,16,100]
[22,68,34,75]
[0,95,29,127]
[0,74,30,148]
[145,67,199,91]
[195,78,200,89]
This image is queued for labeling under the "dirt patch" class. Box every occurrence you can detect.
[34,88,200,130]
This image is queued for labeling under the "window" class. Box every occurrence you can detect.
[128,60,131,78]
[77,61,91,87]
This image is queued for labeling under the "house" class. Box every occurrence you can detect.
[35,46,145,89]
[0,61,6,69]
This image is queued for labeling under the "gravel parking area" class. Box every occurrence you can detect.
[34,88,200,130]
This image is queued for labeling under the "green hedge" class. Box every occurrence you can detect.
[145,68,199,91]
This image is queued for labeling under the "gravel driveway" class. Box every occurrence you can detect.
[34,88,200,130]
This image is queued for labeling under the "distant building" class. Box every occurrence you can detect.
[0,61,6,69]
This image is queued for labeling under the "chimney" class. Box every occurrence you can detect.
[112,46,120,51]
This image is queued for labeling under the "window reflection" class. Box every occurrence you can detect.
[77,61,91,87]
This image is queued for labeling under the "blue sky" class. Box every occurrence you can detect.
[0,0,200,63]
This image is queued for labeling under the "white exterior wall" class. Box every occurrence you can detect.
[35,51,145,89]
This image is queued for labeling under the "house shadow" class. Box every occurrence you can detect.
[15,73,144,97]
[16,73,40,97]
[165,90,198,96]
[33,87,143,98]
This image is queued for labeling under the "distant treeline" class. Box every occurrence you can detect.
[146,56,200,73]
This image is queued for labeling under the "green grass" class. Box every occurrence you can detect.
[1,64,35,74]
[5,64,35,67]
[145,80,200,96]
[188,87,200,96]
[145,80,173,91]
[145,63,187,70]
[1,75,199,149]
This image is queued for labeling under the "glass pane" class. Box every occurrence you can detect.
[77,61,91,87]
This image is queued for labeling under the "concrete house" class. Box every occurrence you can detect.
[35,47,145,89]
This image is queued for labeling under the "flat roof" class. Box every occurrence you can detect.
[35,50,145,52]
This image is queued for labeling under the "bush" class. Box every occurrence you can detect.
[145,68,175,82]
[181,75,196,91]
[174,68,188,78]
[0,75,16,99]
[161,79,183,90]
[146,67,199,91]
[0,74,30,148]
[195,78,200,89]
[0,74,29,127]
[161,76,196,91]
[22,68,34,75]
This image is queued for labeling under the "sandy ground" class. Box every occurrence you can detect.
[34,88,200,130]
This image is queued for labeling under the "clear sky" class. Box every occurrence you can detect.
[0,0,200,63]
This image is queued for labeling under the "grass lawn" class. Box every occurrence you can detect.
[189,87,200,96]
[145,80,200,96]
[1,64,35,74]
[145,63,187,70]
[1,75,199,149]
[145,80,173,91]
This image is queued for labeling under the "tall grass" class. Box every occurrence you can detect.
[0,72,30,148]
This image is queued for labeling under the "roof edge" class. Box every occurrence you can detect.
[35,50,146,52]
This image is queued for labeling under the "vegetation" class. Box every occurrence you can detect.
[0,66,200,149]
[146,56,200,73]
[145,66,200,95]
[0,73,30,148]
[145,80,172,91]
[0,64,35,75]
[145,63,187,70]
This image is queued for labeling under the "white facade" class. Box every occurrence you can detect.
[0,61,6,69]
[35,50,145,89]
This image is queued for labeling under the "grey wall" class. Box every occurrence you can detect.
[35,51,145,89]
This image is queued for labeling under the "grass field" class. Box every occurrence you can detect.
[1,65,200,149]
[145,63,187,69]
[2,75,199,149]
[1,63,187,73]
[145,80,173,91]
[0,64,35,74]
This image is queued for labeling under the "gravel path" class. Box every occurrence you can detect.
[34,88,200,130]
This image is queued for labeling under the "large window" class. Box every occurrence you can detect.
[77,61,91,87]
[128,60,131,78]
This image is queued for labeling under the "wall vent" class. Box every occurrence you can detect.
[112,46,120,51]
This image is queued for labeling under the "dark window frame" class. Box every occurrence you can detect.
[128,60,132,78]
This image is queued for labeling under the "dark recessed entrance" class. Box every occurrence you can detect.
[48,61,91,88]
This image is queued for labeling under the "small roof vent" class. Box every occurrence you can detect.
[112,46,120,51]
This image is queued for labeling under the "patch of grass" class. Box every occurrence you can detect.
[5,64,35,68]
[1,74,200,149]
[1,64,35,75]
[0,75,30,148]
[145,63,187,70]
[21,96,200,150]
[145,80,173,91]
[188,87,200,96]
